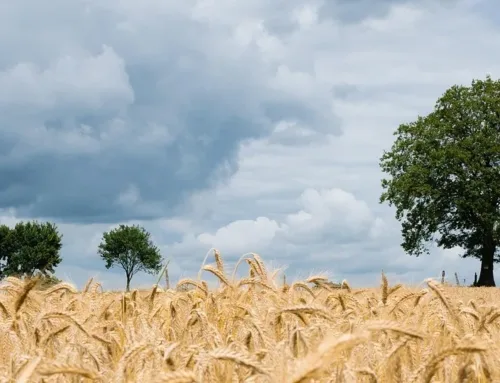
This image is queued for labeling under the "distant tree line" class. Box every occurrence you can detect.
[0,221,163,291]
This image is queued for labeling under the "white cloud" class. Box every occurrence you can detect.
[197,217,283,254]
[166,187,384,266]
[0,46,133,113]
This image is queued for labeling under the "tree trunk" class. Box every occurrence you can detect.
[477,233,496,287]
[126,274,131,292]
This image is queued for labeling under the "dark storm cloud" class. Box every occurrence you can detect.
[318,0,414,24]
[0,0,341,223]
[261,0,415,36]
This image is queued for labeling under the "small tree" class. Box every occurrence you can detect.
[0,221,62,279]
[98,224,163,291]
[0,225,14,277]
[380,75,500,287]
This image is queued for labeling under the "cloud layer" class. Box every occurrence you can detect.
[1,0,499,289]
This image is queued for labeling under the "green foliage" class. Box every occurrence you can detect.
[0,225,15,273]
[380,75,500,286]
[98,224,163,291]
[0,221,63,278]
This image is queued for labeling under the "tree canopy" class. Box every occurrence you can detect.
[0,221,63,278]
[98,224,163,291]
[380,75,500,286]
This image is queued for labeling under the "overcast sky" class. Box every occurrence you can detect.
[1,0,499,290]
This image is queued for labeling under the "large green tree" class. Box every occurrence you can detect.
[380,75,500,287]
[98,224,163,291]
[0,221,63,278]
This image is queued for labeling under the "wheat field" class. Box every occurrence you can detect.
[1,252,500,382]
